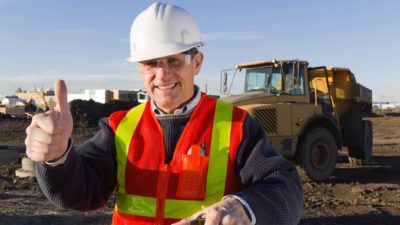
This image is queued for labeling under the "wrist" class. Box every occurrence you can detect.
[45,138,73,166]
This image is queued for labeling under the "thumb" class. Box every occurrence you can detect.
[54,79,70,113]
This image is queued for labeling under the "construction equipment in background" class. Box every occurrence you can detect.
[221,59,372,181]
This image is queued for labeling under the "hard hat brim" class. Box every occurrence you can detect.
[127,42,205,63]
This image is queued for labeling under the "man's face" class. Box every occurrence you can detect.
[138,51,203,113]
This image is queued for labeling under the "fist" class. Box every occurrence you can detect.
[172,197,252,225]
[25,80,73,162]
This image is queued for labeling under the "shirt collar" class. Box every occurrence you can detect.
[151,85,201,117]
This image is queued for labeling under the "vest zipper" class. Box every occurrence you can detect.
[156,164,170,225]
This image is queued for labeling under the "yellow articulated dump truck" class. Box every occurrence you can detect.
[221,59,372,181]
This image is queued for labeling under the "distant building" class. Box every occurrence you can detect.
[0,106,25,117]
[67,89,114,104]
[85,89,114,104]
[67,89,150,104]
[137,91,150,103]
[1,96,25,107]
[373,102,400,110]
[68,93,86,102]
[112,89,150,103]
[16,89,55,110]
[112,90,138,102]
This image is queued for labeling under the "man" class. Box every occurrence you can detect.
[25,2,303,225]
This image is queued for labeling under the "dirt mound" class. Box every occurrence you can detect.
[70,99,139,132]
[0,118,31,145]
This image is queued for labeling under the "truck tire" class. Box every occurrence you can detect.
[300,127,337,181]
[348,120,373,165]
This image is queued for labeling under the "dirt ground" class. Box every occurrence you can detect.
[1,116,399,225]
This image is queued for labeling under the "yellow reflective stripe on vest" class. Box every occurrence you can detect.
[116,192,156,216]
[115,100,233,219]
[205,100,232,202]
[115,103,146,194]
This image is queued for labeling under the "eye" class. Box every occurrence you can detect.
[167,58,182,67]
[144,61,158,68]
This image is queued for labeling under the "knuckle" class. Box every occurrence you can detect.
[25,125,32,135]
[32,112,44,121]
[34,113,59,134]
[26,149,31,158]
[24,138,30,147]
[213,206,224,212]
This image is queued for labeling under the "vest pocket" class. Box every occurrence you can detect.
[176,145,209,199]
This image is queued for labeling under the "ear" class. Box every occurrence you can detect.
[192,51,204,76]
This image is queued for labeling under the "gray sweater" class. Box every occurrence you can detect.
[35,111,303,225]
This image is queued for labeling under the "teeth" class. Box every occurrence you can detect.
[157,83,176,90]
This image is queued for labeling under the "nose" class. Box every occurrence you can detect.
[155,66,171,79]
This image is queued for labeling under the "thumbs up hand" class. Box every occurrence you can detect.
[25,80,74,162]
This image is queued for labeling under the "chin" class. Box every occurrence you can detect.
[155,99,178,109]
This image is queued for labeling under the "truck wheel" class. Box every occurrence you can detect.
[301,127,337,181]
[348,120,373,165]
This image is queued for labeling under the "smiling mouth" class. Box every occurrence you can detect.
[155,83,177,90]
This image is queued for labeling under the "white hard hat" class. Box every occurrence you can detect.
[127,2,205,62]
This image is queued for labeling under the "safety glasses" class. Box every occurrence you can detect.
[139,48,198,75]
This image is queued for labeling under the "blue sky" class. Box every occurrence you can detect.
[0,0,399,101]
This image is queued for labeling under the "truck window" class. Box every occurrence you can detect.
[244,67,272,92]
[244,64,304,95]
[270,72,282,93]
[283,64,305,95]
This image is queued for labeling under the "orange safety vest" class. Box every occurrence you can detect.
[108,94,246,225]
